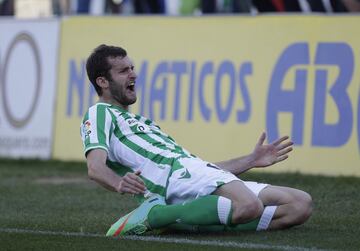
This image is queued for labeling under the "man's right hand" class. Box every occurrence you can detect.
[86,149,146,194]
[117,171,146,195]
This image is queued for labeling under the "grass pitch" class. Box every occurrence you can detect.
[0,158,359,251]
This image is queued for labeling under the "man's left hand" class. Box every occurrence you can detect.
[251,132,293,168]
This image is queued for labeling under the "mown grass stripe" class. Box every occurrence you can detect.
[0,228,332,251]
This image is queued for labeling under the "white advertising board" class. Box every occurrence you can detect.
[0,19,59,159]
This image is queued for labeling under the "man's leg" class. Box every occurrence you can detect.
[149,180,263,228]
[107,180,263,236]
[258,185,313,229]
[166,184,312,233]
[165,181,270,233]
[107,194,233,236]
[212,180,264,224]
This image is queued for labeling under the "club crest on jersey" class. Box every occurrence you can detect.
[82,120,92,138]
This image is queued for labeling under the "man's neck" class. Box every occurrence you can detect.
[98,96,129,111]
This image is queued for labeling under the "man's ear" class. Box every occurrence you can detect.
[96,77,109,90]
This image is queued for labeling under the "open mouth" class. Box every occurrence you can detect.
[127,81,135,91]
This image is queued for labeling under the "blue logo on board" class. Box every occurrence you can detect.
[266,42,356,148]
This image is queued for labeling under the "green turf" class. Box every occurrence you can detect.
[0,158,359,251]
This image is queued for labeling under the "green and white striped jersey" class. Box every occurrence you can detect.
[80,102,192,197]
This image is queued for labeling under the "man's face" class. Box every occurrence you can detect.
[107,56,137,107]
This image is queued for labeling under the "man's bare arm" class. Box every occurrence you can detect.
[215,132,293,175]
[86,149,146,194]
[215,154,255,175]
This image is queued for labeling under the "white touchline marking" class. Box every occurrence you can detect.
[0,228,332,251]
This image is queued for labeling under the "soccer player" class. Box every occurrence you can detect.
[81,44,312,236]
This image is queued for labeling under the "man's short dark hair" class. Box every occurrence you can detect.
[86,44,127,96]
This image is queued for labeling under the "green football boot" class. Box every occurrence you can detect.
[106,195,166,236]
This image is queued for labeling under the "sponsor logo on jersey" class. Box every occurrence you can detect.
[136,124,151,133]
[137,125,146,131]
[126,118,137,125]
[125,118,151,133]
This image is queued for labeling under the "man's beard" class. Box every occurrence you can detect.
[109,81,137,106]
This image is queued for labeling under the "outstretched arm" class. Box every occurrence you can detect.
[215,132,293,175]
[86,149,146,195]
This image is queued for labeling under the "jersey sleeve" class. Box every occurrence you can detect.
[80,104,113,156]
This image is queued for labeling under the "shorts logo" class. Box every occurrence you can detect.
[178,168,191,179]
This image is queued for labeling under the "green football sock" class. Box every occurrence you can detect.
[148,195,232,229]
[226,218,260,231]
[167,218,260,233]
[166,205,278,233]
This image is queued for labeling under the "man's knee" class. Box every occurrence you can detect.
[231,198,263,224]
[293,191,313,224]
[213,180,265,224]
[281,191,312,228]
